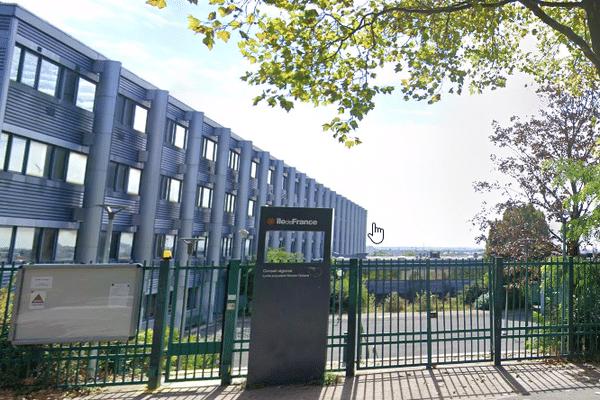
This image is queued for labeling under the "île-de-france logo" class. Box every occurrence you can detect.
[267,218,276,225]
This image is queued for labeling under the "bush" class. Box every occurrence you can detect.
[381,292,406,312]
[474,293,491,310]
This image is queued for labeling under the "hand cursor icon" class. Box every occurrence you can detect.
[367,222,384,245]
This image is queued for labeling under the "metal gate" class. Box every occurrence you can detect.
[353,258,493,370]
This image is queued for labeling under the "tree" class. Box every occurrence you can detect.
[473,86,600,256]
[482,203,558,260]
[147,0,600,146]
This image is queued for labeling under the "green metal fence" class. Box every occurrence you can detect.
[1,257,600,389]
[351,258,493,370]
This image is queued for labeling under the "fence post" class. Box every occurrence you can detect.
[346,258,359,377]
[220,259,240,385]
[148,252,173,390]
[426,259,432,368]
[493,257,503,366]
[568,256,574,357]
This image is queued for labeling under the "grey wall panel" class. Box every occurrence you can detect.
[154,219,172,231]
[0,15,11,31]
[118,77,146,103]
[0,176,83,221]
[5,85,93,145]
[111,126,146,161]
[16,22,93,72]
[202,123,214,138]
[197,159,212,182]
[161,146,185,175]
[101,196,139,226]
[167,103,185,121]
[156,202,180,222]
[194,208,211,224]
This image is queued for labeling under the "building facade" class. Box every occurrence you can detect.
[0,4,367,268]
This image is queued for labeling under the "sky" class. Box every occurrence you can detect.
[9,0,546,248]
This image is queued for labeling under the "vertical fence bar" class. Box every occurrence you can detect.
[568,257,574,357]
[346,258,358,377]
[220,259,240,385]
[493,257,503,366]
[148,254,173,390]
[426,259,432,368]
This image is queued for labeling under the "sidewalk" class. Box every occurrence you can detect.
[74,360,600,400]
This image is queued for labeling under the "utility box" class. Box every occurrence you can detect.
[9,264,143,345]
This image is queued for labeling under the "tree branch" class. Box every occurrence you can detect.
[518,0,600,75]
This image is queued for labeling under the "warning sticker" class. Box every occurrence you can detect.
[29,291,46,310]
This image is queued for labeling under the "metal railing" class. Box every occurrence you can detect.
[1,257,599,389]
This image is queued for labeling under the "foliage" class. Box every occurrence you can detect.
[266,247,304,263]
[370,249,392,257]
[552,158,600,246]
[480,204,558,260]
[538,258,600,354]
[402,251,416,257]
[148,0,600,146]
[474,86,600,256]
[330,271,376,312]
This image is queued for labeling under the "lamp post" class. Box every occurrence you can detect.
[96,204,129,263]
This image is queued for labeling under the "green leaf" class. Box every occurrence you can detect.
[146,0,167,8]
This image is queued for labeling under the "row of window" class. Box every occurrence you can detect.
[0,226,77,263]
[10,45,97,112]
[0,132,87,184]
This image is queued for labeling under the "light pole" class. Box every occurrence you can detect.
[97,204,129,263]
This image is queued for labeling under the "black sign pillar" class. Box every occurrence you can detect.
[247,207,333,387]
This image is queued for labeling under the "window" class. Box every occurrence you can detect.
[250,161,258,179]
[55,229,77,261]
[195,237,207,258]
[26,141,50,177]
[155,234,176,258]
[127,167,141,195]
[228,150,240,171]
[13,227,36,263]
[224,193,236,213]
[169,178,181,202]
[221,237,232,258]
[66,152,87,185]
[202,138,217,161]
[268,169,274,185]
[108,163,141,195]
[248,199,255,217]
[7,136,26,172]
[167,120,187,149]
[197,186,213,208]
[133,105,148,133]
[161,177,181,202]
[38,59,59,96]
[0,226,12,263]
[0,133,85,183]
[51,147,68,180]
[118,232,134,260]
[10,46,60,97]
[116,96,148,132]
[76,78,96,112]
[0,133,7,169]
[0,226,77,263]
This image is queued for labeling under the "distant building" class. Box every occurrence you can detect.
[0,4,367,266]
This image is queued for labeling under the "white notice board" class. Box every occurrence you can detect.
[9,264,143,345]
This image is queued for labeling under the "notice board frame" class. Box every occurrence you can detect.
[247,206,333,387]
[9,263,143,345]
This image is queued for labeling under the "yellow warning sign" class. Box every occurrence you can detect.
[29,291,46,310]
